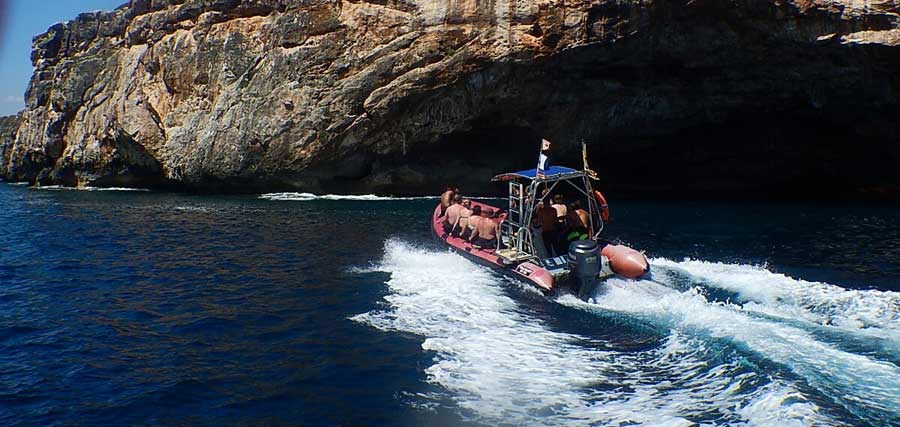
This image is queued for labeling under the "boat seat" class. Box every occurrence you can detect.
[496,249,533,264]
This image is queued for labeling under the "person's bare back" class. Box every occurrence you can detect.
[551,194,567,219]
[440,188,454,212]
[457,210,472,230]
[576,209,590,229]
[474,215,497,240]
[445,195,463,226]
[455,204,474,237]
[539,203,558,231]
[470,207,498,247]
[566,200,590,230]
[465,208,483,239]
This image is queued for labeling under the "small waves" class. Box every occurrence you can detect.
[569,275,900,425]
[26,185,151,192]
[352,240,836,426]
[651,258,900,343]
[260,192,438,201]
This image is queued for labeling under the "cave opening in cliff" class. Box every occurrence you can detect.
[396,109,899,200]
[371,39,900,200]
[4,0,900,201]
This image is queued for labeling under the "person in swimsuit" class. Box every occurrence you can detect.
[538,200,560,256]
[440,187,455,217]
[443,194,463,234]
[460,205,482,240]
[469,207,499,249]
[551,194,568,252]
[452,199,472,237]
[551,194,567,226]
[566,199,590,242]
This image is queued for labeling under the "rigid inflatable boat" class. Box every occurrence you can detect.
[432,164,649,299]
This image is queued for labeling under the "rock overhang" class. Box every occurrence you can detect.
[0,0,895,199]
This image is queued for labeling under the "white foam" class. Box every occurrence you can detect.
[173,206,211,212]
[353,240,832,426]
[736,382,826,427]
[576,278,900,422]
[652,258,900,342]
[259,192,437,201]
[29,185,150,192]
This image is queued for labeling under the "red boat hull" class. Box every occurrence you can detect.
[431,202,554,292]
[431,202,649,294]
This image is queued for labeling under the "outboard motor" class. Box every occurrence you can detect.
[568,240,601,299]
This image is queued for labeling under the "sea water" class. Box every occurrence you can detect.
[0,184,897,426]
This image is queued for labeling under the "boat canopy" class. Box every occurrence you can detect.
[491,166,581,182]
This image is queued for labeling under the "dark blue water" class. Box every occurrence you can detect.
[1,184,898,426]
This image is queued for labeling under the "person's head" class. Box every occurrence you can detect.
[445,186,453,192]
[553,194,565,204]
[571,199,583,210]
[462,199,471,209]
[453,194,462,204]
[454,187,460,194]
[483,207,494,218]
[471,205,482,216]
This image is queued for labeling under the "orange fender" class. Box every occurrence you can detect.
[601,244,649,279]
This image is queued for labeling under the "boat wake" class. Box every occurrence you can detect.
[27,185,151,192]
[351,240,900,426]
[650,258,900,344]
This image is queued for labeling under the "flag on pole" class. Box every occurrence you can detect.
[537,138,551,177]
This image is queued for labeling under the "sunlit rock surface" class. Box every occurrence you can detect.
[1,0,898,196]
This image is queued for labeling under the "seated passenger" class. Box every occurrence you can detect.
[566,199,591,242]
[538,201,560,256]
[440,186,455,217]
[443,195,463,234]
[460,205,482,240]
[551,194,567,226]
[469,207,499,249]
[451,199,472,237]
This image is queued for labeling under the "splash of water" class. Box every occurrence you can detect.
[572,275,900,425]
[352,240,834,426]
[652,258,900,342]
[27,185,150,191]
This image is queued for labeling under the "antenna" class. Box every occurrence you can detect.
[582,140,598,179]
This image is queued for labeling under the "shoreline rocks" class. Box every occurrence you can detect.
[0,0,898,198]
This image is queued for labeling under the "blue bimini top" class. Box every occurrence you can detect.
[491,166,580,182]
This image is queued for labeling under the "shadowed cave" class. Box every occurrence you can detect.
[305,40,900,200]
[5,0,900,201]
[340,116,900,200]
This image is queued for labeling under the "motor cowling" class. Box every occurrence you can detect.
[568,240,601,299]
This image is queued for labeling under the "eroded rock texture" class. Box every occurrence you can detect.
[1,0,899,196]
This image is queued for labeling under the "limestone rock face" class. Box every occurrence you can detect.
[2,0,899,196]
[0,115,18,179]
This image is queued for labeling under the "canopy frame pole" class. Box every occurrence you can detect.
[583,172,597,238]
[562,177,591,199]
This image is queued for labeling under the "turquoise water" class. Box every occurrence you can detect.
[1,184,898,426]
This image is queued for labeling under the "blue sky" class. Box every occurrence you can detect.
[0,0,124,116]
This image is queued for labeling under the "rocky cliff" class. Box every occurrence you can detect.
[1,0,899,197]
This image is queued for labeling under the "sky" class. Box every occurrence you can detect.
[0,0,125,116]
